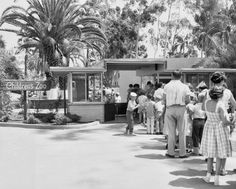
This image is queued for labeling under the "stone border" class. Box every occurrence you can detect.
[0,121,100,130]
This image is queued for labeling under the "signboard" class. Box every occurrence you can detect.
[0,80,50,91]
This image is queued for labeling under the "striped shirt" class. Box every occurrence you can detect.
[164,80,191,107]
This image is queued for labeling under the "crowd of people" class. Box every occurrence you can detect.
[125,70,236,186]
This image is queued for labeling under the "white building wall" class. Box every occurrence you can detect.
[119,71,141,103]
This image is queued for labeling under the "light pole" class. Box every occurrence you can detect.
[23,48,28,120]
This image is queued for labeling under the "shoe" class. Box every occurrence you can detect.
[202,176,211,183]
[165,153,175,158]
[190,152,199,156]
[220,170,228,176]
[179,155,189,158]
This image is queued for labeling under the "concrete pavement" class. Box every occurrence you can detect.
[0,122,235,189]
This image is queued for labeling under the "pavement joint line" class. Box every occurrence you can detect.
[0,120,100,130]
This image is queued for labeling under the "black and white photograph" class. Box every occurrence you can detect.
[0,0,236,188]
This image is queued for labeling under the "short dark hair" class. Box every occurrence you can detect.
[156,82,163,89]
[147,94,152,99]
[129,84,133,88]
[172,70,182,79]
[147,81,152,85]
[134,83,140,88]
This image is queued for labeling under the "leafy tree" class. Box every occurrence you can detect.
[0,0,107,75]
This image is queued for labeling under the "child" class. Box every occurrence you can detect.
[200,86,233,186]
[145,94,156,134]
[137,90,147,125]
[188,93,206,155]
[154,95,165,134]
[125,92,139,135]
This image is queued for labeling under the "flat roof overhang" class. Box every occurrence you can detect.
[50,66,106,76]
[157,68,236,73]
[104,58,167,70]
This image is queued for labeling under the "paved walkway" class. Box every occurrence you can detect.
[0,122,235,189]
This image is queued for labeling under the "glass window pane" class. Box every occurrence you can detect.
[87,73,102,102]
[72,74,86,102]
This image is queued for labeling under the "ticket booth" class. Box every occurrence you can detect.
[51,67,106,122]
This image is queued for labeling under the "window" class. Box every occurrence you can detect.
[186,73,209,89]
[72,73,102,102]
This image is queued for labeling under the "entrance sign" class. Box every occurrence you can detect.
[0,80,50,91]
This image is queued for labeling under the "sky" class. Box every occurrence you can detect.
[0,0,28,49]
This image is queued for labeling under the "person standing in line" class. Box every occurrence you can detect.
[154,82,164,100]
[137,90,147,125]
[188,93,206,155]
[163,70,191,158]
[145,94,156,134]
[125,92,140,135]
[127,84,133,102]
[145,81,155,98]
[154,94,165,134]
[115,92,121,103]
[200,86,233,186]
[203,71,236,176]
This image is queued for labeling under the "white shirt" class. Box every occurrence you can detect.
[189,103,206,119]
[154,88,164,100]
[127,100,137,111]
[155,101,164,113]
[164,80,191,107]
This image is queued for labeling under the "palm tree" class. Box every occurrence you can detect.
[0,0,107,74]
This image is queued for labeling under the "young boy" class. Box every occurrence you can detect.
[189,93,206,155]
[154,95,165,134]
[126,92,140,135]
[145,94,156,134]
[137,90,147,125]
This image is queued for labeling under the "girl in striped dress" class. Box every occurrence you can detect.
[200,86,233,186]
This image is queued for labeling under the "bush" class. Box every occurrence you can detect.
[0,114,9,122]
[53,113,72,125]
[34,113,55,123]
[66,112,81,123]
[23,114,40,124]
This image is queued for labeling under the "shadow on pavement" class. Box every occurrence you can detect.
[141,144,166,150]
[112,133,137,137]
[182,158,206,165]
[169,177,236,189]
[135,153,168,160]
[48,123,127,141]
[170,168,206,177]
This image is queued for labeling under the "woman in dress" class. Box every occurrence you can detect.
[208,72,236,175]
[200,86,233,186]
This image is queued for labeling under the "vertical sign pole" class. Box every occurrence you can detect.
[23,49,28,120]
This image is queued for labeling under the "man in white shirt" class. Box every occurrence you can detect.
[163,70,191,158]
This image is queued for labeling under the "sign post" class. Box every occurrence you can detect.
[0,79,50,120]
